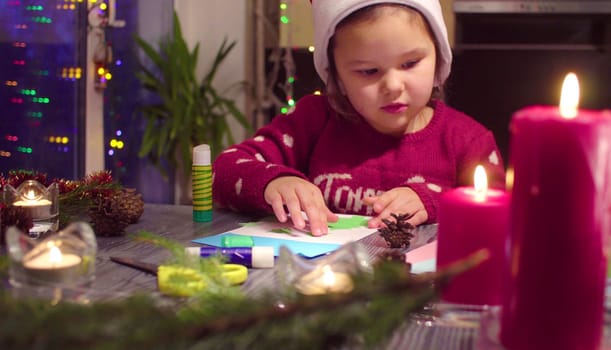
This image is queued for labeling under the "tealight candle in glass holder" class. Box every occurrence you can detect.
[6,222,97,302]
[276,242,372,296]
[3,180,59,238]
[293,264,354,295]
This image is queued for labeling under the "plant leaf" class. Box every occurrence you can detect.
[134,10,253,177]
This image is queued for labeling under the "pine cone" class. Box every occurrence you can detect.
[1,205,34,245]
[88,188,142,236]
[121,188,144,223]
[378,213,416,249]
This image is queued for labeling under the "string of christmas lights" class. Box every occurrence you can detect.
[278,2,297,114]
[1,0,88,178]
[267,1,323,119]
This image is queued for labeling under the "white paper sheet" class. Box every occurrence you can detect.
[233,214,377,245]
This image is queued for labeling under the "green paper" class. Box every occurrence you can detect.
[240,222,259,227]
[240,215,368,235]
[240,216,276,227]
[328,215,368,230]
[270,228,294,235]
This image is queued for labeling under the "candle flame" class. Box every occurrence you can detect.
[559,72,579,119]
[49,246,63,265]
[25,190,37,200]
[474,165,488,201]
[505,167,514,192]
[322,265,336,288]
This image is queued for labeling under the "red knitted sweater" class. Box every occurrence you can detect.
[212,94,505,223]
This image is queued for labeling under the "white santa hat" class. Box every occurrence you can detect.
[312,0,452,87]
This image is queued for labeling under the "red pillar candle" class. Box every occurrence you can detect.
[500,73,611,350]
[437,165,510,305]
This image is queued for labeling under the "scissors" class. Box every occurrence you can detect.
[109,256,248,297]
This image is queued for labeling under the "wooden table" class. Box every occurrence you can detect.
[88,204,485,349]
[7,204,610,349]
[94,204,438,298]
[93,204,260,298]
[3,204,485,349]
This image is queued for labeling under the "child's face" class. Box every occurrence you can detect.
[332,8,437,136]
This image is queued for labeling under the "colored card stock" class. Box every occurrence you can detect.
[193,215,376,258]
[405,240,437,273]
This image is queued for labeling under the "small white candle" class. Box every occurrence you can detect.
[13,199,53,207]
[23,245,83,285]
[295,264,353,295]
[24,246,82,269]
[13,190,52,206]
[13,190,53,219]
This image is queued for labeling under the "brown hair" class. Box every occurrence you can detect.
[325,4,445,120]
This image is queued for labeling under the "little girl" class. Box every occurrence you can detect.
[213,0,505,236]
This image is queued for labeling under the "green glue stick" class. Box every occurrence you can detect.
[192,144,212,222]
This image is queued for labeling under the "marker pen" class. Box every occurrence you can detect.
[186,246,275,268]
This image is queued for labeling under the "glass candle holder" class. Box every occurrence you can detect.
[3,180,59,238]
[6,222,97,302]
[276,242,372,296]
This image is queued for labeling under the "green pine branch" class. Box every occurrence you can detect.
[0,236,486,350]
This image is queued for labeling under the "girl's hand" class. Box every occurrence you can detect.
[363,187,428,228]
[264,176,338,236]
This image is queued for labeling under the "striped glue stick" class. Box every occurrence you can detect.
[192,144,212,222]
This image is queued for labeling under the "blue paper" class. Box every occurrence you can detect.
[192,233,341,258]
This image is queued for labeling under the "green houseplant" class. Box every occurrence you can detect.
[135,11,252,180]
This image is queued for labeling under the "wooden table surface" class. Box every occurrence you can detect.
[6,204,611,349]
[93,203,438,299]
[7,203,488,349]
[93,204,259,298]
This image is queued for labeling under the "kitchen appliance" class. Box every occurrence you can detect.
[454,1,611,14]
[447,0,611,163]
